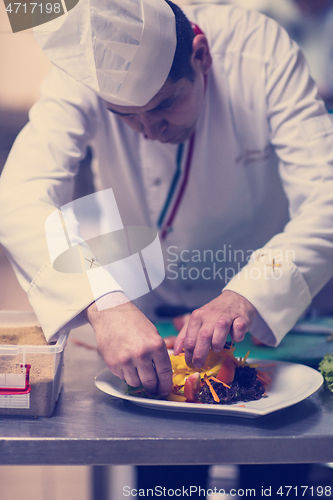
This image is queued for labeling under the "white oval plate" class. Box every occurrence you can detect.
[95,360,323,418]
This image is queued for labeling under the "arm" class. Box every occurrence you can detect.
[0,67,106,339]
[224,22,333,345]
[0,69,172,393]
[176,12,333,363]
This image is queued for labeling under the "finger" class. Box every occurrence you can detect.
[231,316,248,342]
[152,346,173,396]
[173,324,187,355]
[211,316,233,352]
[122,365,141,388]
[112,367,125,380]
[183,310,203,366]
[191,321,221,368]
[136,361,159,394]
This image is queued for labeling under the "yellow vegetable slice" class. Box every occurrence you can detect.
[167,393,187,402]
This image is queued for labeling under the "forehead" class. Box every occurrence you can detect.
[104,78,189,115]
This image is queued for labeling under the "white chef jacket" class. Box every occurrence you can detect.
[1,5,333,346]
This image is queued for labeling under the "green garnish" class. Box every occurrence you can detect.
[318,353,333,393]
[125,384,163,399]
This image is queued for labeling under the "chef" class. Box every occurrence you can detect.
[1,0,333,397]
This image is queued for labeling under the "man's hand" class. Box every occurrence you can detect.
[173,291,257,368]
[82,299,172,397]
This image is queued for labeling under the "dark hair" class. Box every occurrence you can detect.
[165,0,196,82]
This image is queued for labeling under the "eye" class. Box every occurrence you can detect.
[160,102,174,111]
[151,99,175,114]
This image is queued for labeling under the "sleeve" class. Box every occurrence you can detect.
[322,10,333,97]
[0,67,123,341]
[223,16,333,346]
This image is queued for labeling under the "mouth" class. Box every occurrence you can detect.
[149,135,178,144]
[162,134,187,144]
[143,134,176,144]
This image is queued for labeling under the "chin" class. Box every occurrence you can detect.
[168,137,183,145]
[168,128,194,144]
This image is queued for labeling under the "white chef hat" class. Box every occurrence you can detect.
[33,0,177,106]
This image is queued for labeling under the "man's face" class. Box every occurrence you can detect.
[104,74,205,144]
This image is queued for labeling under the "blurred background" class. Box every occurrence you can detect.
[1,0,333,499]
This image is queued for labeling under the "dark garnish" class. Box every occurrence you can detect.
[196,366,265,404]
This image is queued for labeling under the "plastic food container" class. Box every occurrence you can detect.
[0,311,68,417]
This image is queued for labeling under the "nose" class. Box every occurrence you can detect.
[139,114,168,141]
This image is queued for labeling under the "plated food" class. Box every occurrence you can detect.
[126,343,272,406]
[95,357,324,418]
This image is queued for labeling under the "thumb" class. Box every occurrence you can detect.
[173,324,187,355]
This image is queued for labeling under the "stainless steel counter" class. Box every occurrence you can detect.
[1,324,333,466]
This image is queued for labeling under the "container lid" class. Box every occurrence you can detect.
[0,311,69,354]
[0,311,40,328]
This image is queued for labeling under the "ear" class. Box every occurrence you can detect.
[191,35,212,75]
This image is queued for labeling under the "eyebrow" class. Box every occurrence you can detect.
[107,97,175,116]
